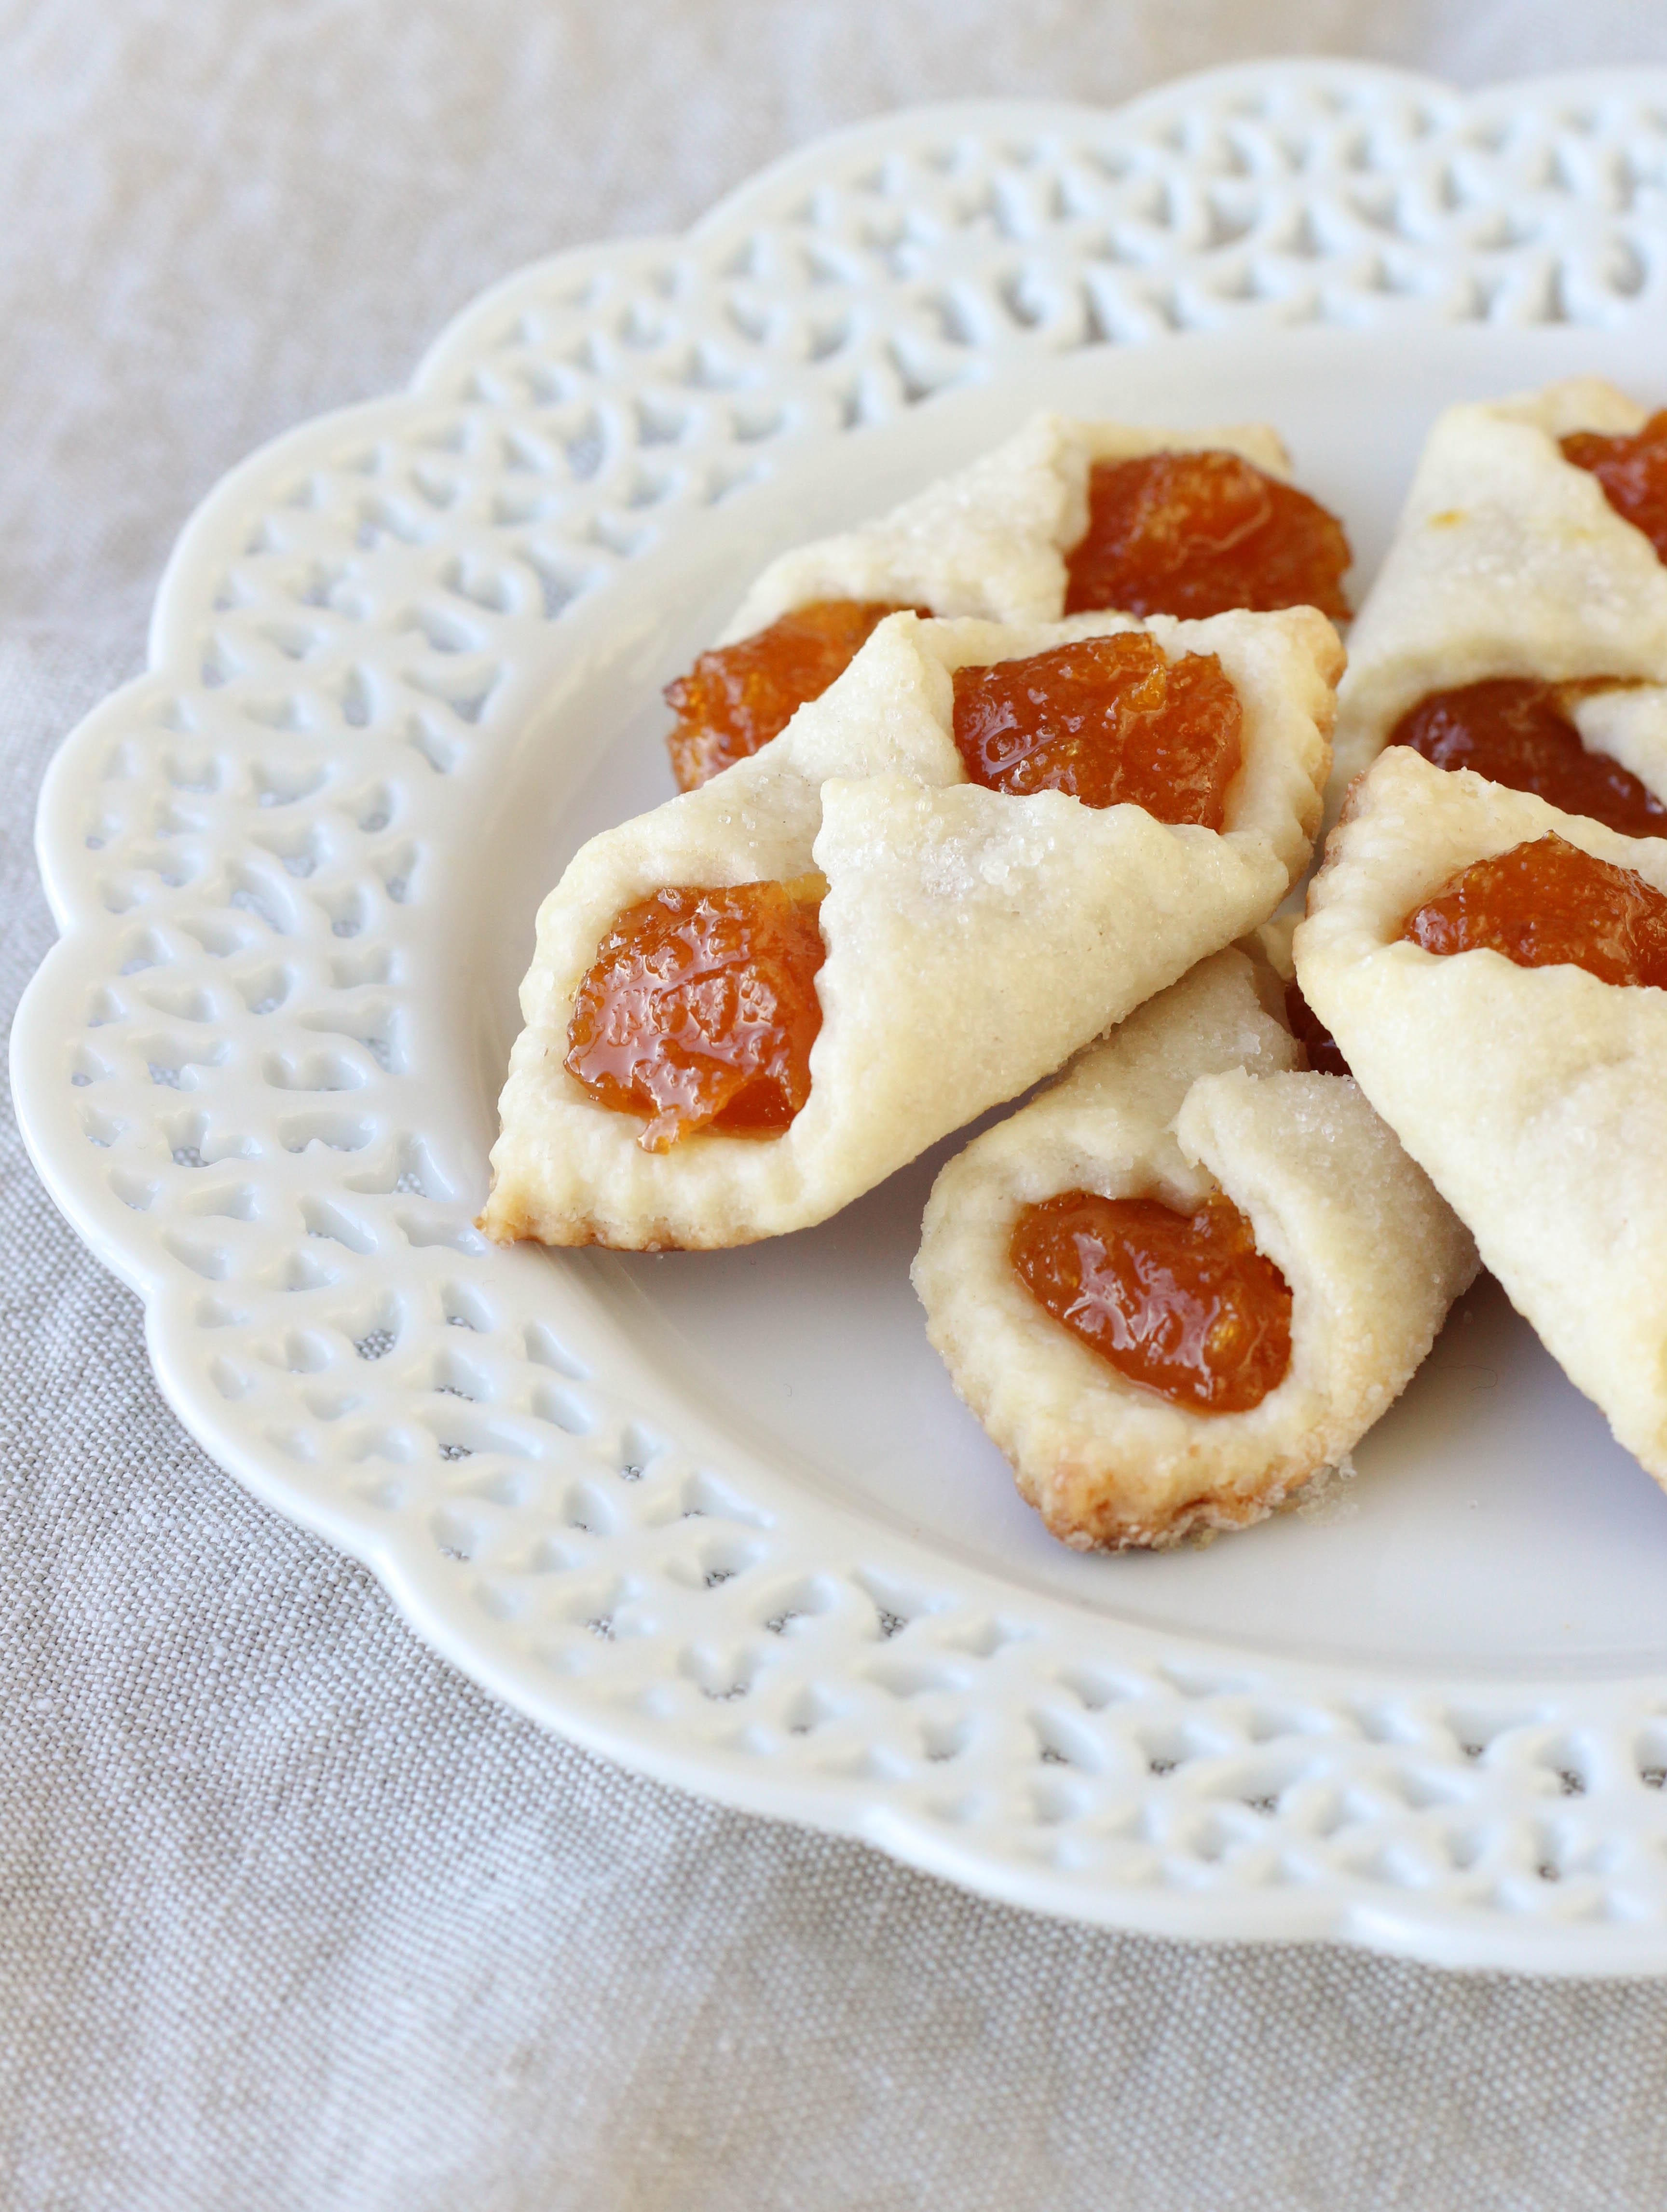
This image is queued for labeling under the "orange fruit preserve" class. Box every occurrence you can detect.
[951,631,1242,826]
[1062,449,1352,621]
[1562,411,1667,562]
[665,600,919,790]
[1401,834,1667,990]
[1391,679,1667,840]
[1011,1191,1292,1414]
[565,879,826,1151]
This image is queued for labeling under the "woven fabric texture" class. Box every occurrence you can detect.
[9,3,1667,2205]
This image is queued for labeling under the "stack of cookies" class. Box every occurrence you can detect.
[480,384,1667,1551]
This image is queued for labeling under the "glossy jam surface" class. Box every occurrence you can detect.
[1010,1190,1293,1414]
[1063,450,1352,621]
[665,600,918,790]
[1562,411,1667,563]
[951,632,1243,826]
[1390,678,1667,840]
[1401,834,1667,990]
[1284,977,1351,1078]
[565,880,826,1151]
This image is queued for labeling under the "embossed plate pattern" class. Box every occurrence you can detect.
[20,62,1667,1972]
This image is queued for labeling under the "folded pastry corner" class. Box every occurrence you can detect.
[1329,376,1667,820]
[482,605,1339,1252]
[911,948,1476,1551]
[1296,742,1667,1483]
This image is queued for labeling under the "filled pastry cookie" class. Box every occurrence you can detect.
[912,949,1476,1550]
[481,605,1342,1252]
[667,410,1351,787]
[1296,742,1667,1486]
[1328,377,1667,828]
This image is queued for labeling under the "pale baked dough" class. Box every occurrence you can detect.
[1296,742,1667,1485]
[1328,377,1667,817]
[481,605,1342,1250]
[721,412,1298,641]
[912,950,1476,1550]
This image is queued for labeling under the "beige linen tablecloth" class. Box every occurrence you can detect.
[9,3,1667,2204]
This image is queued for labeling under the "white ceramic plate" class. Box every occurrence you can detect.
[20,62,1667,1974]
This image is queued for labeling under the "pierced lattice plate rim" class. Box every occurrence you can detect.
[21,62,1667,1973]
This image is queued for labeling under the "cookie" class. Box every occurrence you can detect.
[913,948,1475,1548]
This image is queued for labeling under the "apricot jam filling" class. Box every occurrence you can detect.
[1062,449,1352,621]
[1401,834,1667,990]
[951,631,1243,826]
[1390,678,1667,841]
[1561,411,1667,563]
[665,600,921,791]
[565,877,826,1152]
[1011,1190,1292,1414]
